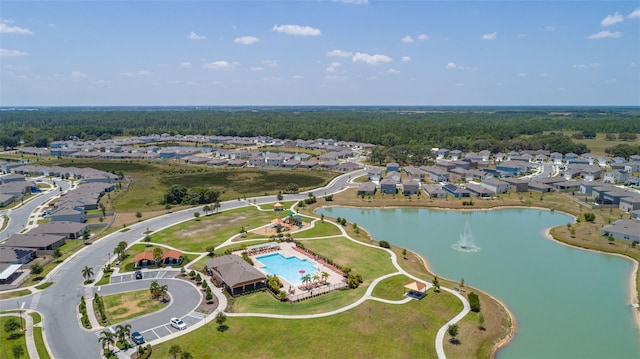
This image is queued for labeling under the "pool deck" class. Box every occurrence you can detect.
[247,242,347,299]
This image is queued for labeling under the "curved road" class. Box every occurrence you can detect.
[0,170,362,358]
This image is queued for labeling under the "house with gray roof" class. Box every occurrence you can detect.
[422,184,446,198]
[502,177,528,192]
[619,193,640,213]
[481,179,510,194]
[465,183,494,198]
[604,170,629,184]
[0,247,36,265]
[3,234,66,254]
[601,219,640,242]
[442,184,471,198]
[49,207,85,223]
[357,182,377,196]
[380,178,397,194]
[421,166,449,183]
[335,162,360,172]
[27,221,87,239]
[402,179,420,196]
[204,254,267,296]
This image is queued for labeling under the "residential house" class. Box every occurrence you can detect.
[403,166,425,181]
[496,161,529,176]
[49,207,85,223]
[619,193,640,213]
[367,167,383,181]
[27,221,87,239]
[527,181,554,193]
[421,166,449,183]
[465,183,494,198]
[0,247,36,265]
[422,184,446,198]
[386,162,400,173]
[449,168,470,182]
[436,148,449,159]
[283,160,300,169]
[604,170,629,184]
[502,177,528,192]
[481,179,510,194]
[385,171,401,184]
[3,234,66,255]
[402,179,421,196]
[134,252,156,267]
[624,162,640,173]
[380,178,398,194]
[449,150,462,160]
[357,182,377,196]
[266,155,285,167]
[298,160,319,169]
[601,220,640,242]
[335,162,360,172]
[479,150,491,161]
[442,184,471,198]
[160,250,182,266]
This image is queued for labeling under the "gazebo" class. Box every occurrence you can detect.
[404,281,428,300]
[273,203,284,211]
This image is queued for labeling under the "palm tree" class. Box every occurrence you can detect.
[149,280,160,299]
[312,273,321,284]
[203,205,211,216]
[115,324,131,348]
[213,200,221,213]
[168,344,182,359]
[159,284,169,302]
[81,265,94,281]
[301,274,312,289]
[98,330,115,353]
[321,271,330,283]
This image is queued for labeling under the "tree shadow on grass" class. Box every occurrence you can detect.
[217,325,228,332]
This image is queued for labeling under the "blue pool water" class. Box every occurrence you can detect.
[256,253,318,286]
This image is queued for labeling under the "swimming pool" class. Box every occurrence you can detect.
[255,253,318,286]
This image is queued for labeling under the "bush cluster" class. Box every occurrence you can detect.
[462,200,475,206]
[78,297,91,329]
[93,293,108,324]
[378,240,391,248]
[468,292,481,312]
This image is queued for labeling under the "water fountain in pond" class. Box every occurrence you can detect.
[452,221,480,252]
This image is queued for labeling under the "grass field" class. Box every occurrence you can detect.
[0,289,31,300]
[0,316,27,359]
[290,220,342,238]
[155,294,462,359]
[102,289,167,323]
[557,131,640,157]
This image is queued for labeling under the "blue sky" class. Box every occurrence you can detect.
[1,0,639,106]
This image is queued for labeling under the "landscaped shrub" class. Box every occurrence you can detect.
[468,292,481,312]
[241,252,253,265]
[584,213,596,222]
[378,240,391,248]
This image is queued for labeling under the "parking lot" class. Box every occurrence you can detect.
[95,312,206,345]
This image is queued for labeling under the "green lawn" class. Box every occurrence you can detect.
[102,289,167,324]
[301,236,398,285]
[371,274,414,301]
[155,293,462,359]
[0,316,27,359]
[150,207,285,252]
[291,220,342,238]
[33,327,51,359]
[0,289,31,300]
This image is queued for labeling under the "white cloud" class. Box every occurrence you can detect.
[324,75,349,81]
[545,25,557,32]
[401,56,412,63]
[250,66,264,72]
[71,71,87,79]
[234,36,259,45]
[0,23,34,35]
[587,30,621,39]
[179,62,192,68]
[482,32,497,40]
[120,70,151,77]
[0,48,28,57]
[187,31,206,40]
[272,24,321,36]
[203,61,235,70]
[628,8,640,19]
[517,73,528,77]
[601,12,624,27]
[387,68,400,75]
[538,72,549,77]
[326,62,342,73]
[401,35,414,43]
[445,62,457,70]
[292,75,304,79]
[352,52,392,65]
[262,60,278,68]
[327,49,353,58]
[455,83,464,87]
[571,63,601,69]
[417,34,429,41]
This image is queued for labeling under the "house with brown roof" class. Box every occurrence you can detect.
[134,252,156,267]
[160,250,182,266]
[205,254,267,296]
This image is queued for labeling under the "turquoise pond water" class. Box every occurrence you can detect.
[317,207,640,359]
[255,253,319,286]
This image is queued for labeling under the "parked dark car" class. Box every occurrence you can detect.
[131,331,145,345]
[135,271,143,280]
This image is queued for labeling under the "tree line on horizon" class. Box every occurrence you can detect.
[1,108,639,160]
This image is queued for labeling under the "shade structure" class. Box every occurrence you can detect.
[404,281,427,292]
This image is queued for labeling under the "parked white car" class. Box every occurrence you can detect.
[170,317,187,330]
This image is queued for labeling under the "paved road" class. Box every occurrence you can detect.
[0,180,71,242]
[0,170,362,358]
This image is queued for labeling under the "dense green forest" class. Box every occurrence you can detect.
[1,107,639,155]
